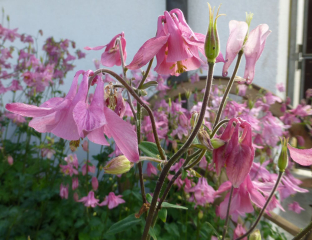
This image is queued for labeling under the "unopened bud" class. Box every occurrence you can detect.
[250,229,261,240]
[198,210,204,219]
[204,3,223,63]
[7,155,13,165]
[103,155,133,175]
[211,138,225,149]
[197,129,214,151]
[278,138,289,172]
[190,112,199,128]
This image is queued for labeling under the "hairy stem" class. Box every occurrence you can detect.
[157,149,206,211]
[213,51,243,128]
[236,171,284,240]
[141,62,215,240]
[222,186,234,240]
[211,119,229,138]
[292,221,312,240]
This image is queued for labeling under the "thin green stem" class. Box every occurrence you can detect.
[236,171,284,240]
[222,186,234,240]
[210,119,229,138]
[141,62,215,240]
[292,221,312,240]
[138,58,154,89]
[213,51,243,128]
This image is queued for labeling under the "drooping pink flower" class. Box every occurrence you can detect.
[4,112,26,124]
[78,191,100,208]
[82,140,89,152]
[215,175,266,220]
[64,154,79,169]
[73,192,79,202]
[146,162,158,177]
[7,155,13,165]
[234,224,247,240]
[222,20,248,77]
[276,82,285,92]
[99,192,125,209]
[213,118,254,187]
[72,177,79,190]
[243,24,271,83]
[237,84,247,96]
[6,70,139,163]
[288,201,304,214]
[222,22,271,83]
[84,32,126,67]
[126,9,223,76]
[92,177,99,191]
[82,161,96,175]
[59,164,78,176]
[60,184,69,199]
[41,148,55,159]
[186,178,215,206]
[288,144,312,166]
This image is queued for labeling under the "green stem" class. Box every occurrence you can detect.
[236,171,284,240]
[210,119,229,138]
[292,221,312,240]
[222,186,234,240]
[213,51,243,128]
[141,62,215,240]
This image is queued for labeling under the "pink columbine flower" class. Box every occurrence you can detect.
[78,191,100,208]
[82,161,96,175]
[186,178,215,206]
[60,164,78,176]
[288,201,304,214]
[243,24,271,83]
[215,175,266,221]
[82,140,89,152]
[222,20,249,77]
[92,177,99,191]
[277,82,285,92]
[99,192,125,209]
[234,224,247,240]
[213,118,254,187]
[4,112,26,124]
[222,21,271,84]
[64,154,79,169]
[7,155,13,165]
[126,9,223,76]
[72,177,79,190]
[146,162,158,177]
[41,148,55,159]
[60,184,69,199]
[5,70,139,163]
[84,32,126,67]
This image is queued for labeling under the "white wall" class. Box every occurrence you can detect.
[188,0,289,98]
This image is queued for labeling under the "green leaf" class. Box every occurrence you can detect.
[146,193,152,203]
[139,141,165,158]
[78,232,91,240]
[181,168,187,180]
[158,208,167,223]
[105,214,142,235]
[149,227,158,240]
[141,81,158,89]
[204,222,220,239]
[161,202,187,210]
[164,223,180,237]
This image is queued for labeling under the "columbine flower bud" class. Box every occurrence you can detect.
[278,138,289,172]
[103,155,134,175]
[204,4,223,63]
[190,112,199,128]
[250,229,261,240]
[197,128,213,150]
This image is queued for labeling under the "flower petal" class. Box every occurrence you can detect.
[288,144,312,166]
[103,106,139,162]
